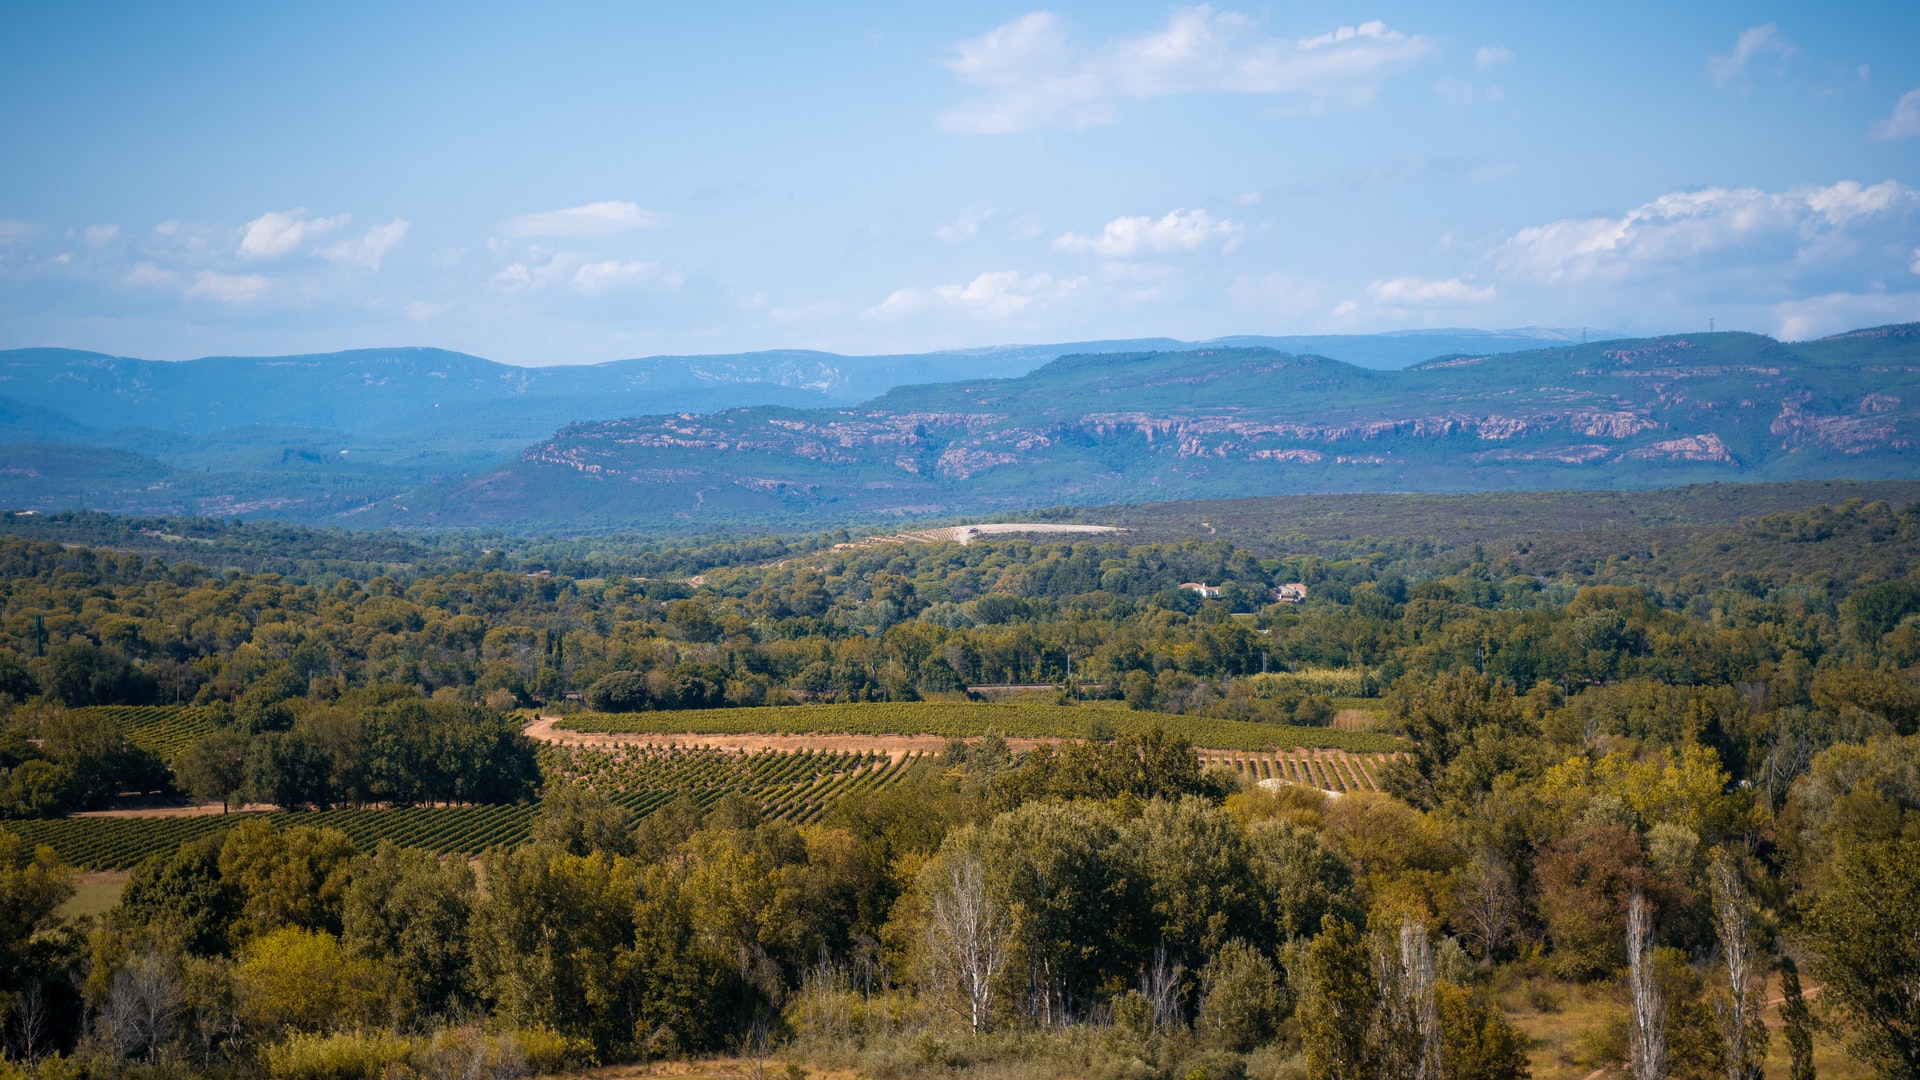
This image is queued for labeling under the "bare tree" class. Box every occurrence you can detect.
[1400,917,1444,1080]
[728,1015,775,1080]
[12,981,49,1064]
[1709,852,1769,1080]
[1457,849,1519,964]
[99,953,184,1063]
[925,853,1009,1035]
[1627,892,1667,1080]
[1138,944,1185,1030]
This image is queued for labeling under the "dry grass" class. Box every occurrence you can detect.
[57,869,129,920]
[1494,970,1876,1080]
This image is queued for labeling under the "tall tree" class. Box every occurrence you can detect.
[1708,851,1768,1080]
[1628,891,1667,1080]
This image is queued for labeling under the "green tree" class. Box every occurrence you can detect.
[530,783,637,857]
[1801,834,1920,1077]
[340,841,475,1018]
[119,834,237,956]
[237,926,388,1034]
[0,831,73,1020]
[1435,983,1530,1080]
[1196,938,1284,1052]
[1299,916,1377,1080]
[217,820,356,937]
[175,729,251,811]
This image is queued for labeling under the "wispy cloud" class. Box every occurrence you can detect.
[938,7,1429,134]
[1494,180,1916,284]
[935,208,996,243]
[1054,208,1239,256]
[504,201,660,237]
[1474,46,1512,72]
[239,208,350,260]
[320,219,410,270]
[869,270,1083,318]
[185,270,270,303]
[1871,88,1920,140]
[492,252,681,295]
[1366,276,1494,304]
[1707,24,1795,88]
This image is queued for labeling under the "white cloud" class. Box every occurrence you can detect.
[571,259,681,294]
[938,7,1429,134]
[1495,180,1918,285]
[1054,208,1239,256]
[239,208,350,260]
[1474,46,1512,72]
[1708,24,1795,88]
[1772,290,1920,341]
[185,270,270,303]
[122,262,176,288]
[935,208,996,242]
[504,201,660,237]
[491,252,680,295]
[82,224,120,247]
[870,270,1082,318]
[320,219,410,270]
[1871,88,1920,141]
[1365,276,1495,304]
[0,219,38,244]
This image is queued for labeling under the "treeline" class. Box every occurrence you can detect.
[6,702,1920,1078]
[2,688,537,818]
[0,501,1915,732]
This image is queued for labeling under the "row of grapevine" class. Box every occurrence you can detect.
[8,746,927,870]
[1198,749,1395,794]
[64,705,222,761]
[554,702,1402,753]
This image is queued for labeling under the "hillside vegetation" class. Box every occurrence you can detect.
[0,489,1915,1079]
[386,324,1920,530]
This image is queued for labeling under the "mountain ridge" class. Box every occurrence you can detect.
[371,324,1920,531]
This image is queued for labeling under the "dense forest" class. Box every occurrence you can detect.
[1,489,1918,1079]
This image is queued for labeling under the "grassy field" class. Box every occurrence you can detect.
[551,702,1402,753]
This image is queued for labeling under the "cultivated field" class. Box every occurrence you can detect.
[544,701,1402,754]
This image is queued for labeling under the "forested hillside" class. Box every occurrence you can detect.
[1,490,1917,1078]
[0,330,1568,527]
[388,324,1920,531]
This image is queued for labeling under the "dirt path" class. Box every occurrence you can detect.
[74,801,278,818]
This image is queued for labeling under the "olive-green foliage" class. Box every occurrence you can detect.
[0,829,72,1013]
[340,841,476,1019]
[1801,831,1920,1077]
[217,818,356,938]
[1196,939,1284,1052]
[528,783,637,856]
[1297,916,1376,1080]
[1435,983,1529,1080]
[119,833,236,955]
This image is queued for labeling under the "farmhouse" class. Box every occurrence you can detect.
[1179,582,1222,599]
[1270,582,1308,603]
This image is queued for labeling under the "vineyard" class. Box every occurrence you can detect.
[553,702,1402,754]
[541,743,921,823]
[65,705,221,762]
[5,745,925,870]
[1197,749,1394,794]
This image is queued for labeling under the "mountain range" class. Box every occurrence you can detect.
[2,324,1912,532]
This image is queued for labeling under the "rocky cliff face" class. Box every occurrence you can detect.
[373,326,1920,530]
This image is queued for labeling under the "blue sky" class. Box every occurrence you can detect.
[2,1,1918,364]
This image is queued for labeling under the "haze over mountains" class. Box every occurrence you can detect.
[2,324,1914,533]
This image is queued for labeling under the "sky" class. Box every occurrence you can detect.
[2,1,1918,365]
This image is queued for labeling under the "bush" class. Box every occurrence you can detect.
[263,1031,418,1080]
